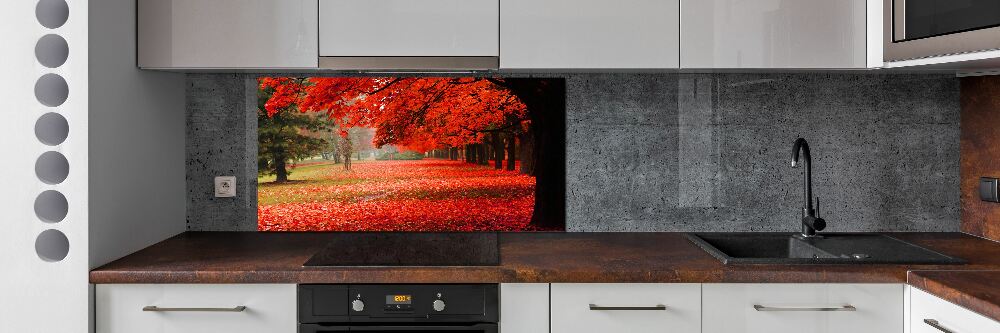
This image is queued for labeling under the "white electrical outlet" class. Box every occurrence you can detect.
[215,176,236,197]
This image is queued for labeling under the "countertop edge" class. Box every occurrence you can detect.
[907,270,1000,323]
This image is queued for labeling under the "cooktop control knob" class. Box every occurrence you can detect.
[352,299,365,312]
[432,299,446,312]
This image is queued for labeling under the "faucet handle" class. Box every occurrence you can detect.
[815,196,820,218]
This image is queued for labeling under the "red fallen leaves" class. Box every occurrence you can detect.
[258,159,540,231]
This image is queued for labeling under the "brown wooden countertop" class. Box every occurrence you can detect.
[908,270,1000,322]
[90,232,1000,285]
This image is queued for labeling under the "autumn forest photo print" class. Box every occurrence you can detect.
[257,77,566,232]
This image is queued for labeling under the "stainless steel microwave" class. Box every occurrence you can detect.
[884,0,1000,62]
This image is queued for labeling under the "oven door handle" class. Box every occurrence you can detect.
[348,323,498,332]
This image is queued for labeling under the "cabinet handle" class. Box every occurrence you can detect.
[753,304,856,312]
[589,304,667,311]
[923,319,955,333]
[142,306,247,312]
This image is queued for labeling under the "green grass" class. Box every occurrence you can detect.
[259,161,342,183]
[258,161,371,205]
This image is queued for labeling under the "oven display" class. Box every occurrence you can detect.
[386,295,412,305]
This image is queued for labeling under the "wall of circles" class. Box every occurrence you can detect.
[34,0,70,263]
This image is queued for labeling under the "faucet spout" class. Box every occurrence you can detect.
[791,138,825,237]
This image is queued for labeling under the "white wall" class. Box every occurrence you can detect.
[0,0,90,332]
[88,0,187,270]
[0,0,185,331]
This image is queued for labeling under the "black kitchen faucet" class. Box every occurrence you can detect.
[791,138,826,237]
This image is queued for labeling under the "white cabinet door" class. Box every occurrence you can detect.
[702,284,903,333]
[910,287,1000,333]
[96,284,297,333]
[500,284,549,333]
[138,0,318,69]
[319,0,499,57]
[550,283,700,333]
[501,0,680,69]
[680,0,870,68]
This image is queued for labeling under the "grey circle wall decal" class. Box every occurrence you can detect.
[34,190,68,223]
[34,73,69,107]
[35,34,69,68]
[35,229,70,262]
[35,112,69,146]
[35,151,70,185]
[36,0,69,29]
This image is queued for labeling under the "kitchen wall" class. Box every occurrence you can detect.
[960,76,1000,242]
[186,73,960,232]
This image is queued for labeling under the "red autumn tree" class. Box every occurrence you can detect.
[259,77,565,229]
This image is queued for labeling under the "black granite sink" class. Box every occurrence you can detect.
[686,233,965,265]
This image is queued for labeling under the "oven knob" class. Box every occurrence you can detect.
[351,299,365,312]
[432,299,446,312]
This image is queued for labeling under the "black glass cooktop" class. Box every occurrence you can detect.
[303,233,500,267]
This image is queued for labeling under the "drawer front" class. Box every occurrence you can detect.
[703,283,903,333]
[96,284,296,333]
[910,287,1000,333]
[551,283,700,333]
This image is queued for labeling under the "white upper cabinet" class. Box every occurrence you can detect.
[681,0,879,69]
[319,0,499,57]
[138,0,318,69]
[500,0,681,69]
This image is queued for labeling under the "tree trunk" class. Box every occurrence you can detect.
[492,132,503,169]
[518,130,535,175]
[478,143,488,165]
[501,79,566,230]
[274,147,288,182]
[506,134,516,171]
[340,136,353,171]
[482,141,489,165]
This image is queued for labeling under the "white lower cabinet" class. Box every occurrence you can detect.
[94,282,1000,333]
[702,284,904,333]
[501,283,550,333]
[910,287,1000,333]
[96,284,297,333]
[550,283,701,333]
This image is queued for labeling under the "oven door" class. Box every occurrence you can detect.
[300,323,498,333]
[884,0,1000,61]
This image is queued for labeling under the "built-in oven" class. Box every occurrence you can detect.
[299,284,499,333]
[884,0,1000,61]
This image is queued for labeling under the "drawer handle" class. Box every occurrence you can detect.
[589,304,667,311]
[143,306,247,312]
[923,319,955,333]
[753,304,856,312]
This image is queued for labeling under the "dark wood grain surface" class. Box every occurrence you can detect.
[90,232,1000,284]
[909,270,1000,322]
[961,76,1000,242]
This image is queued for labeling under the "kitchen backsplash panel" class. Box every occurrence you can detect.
[186,73,960,232]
